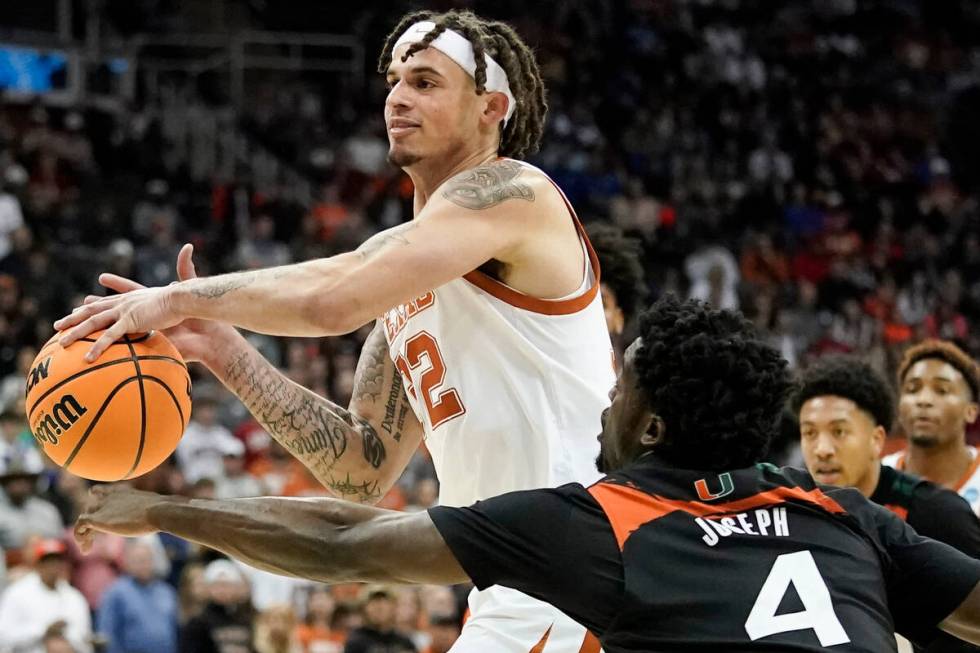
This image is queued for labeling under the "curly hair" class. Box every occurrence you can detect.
[587,223,647,320]
[791,357,894,430]
[634,295,792,471]
[898,339,980,401]
[377,9,547,159]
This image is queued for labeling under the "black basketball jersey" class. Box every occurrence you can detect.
[870,464,980,653]
[429,454,980,652]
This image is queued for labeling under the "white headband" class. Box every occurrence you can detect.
[393,20,517,126]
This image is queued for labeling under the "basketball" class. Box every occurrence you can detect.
[24,330,192,482]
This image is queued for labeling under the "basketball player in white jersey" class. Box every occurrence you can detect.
[56,9,613,652]
[883,339,980,512]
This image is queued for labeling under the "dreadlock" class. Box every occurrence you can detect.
[377,9,547,159]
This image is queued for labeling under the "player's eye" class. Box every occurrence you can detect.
[833,428,847,437]
[416,79,435,89]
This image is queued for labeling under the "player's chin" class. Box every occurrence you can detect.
[387,145,422,168]
[908,432,940,447]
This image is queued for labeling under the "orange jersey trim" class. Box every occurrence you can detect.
[884,504,909,521]
[529,625,552,653]
[588,481,846,550]
[893,448,980,493]
[578,631,601,653]
[462,180,601,316]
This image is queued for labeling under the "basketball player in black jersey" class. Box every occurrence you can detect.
[75,296,980,652]
[795,356,980,652]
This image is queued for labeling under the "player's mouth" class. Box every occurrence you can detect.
[388,118,421,136]
[812,468,842,484]
[910,415,939,429]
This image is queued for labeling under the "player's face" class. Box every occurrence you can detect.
[600,282,624,336]
[597,339,654,473]
[799,396,884,492]
[384,46,485,168]
[898,359,979,448]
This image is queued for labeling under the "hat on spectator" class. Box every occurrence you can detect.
[33,538,67,560]
[0,447,44,482]
[204,559,246,584]
[361,584,395,602]
[220,437,246,458]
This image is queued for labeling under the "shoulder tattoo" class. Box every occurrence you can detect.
[442,159,535,210]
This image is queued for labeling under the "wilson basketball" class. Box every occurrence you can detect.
[25,330,192,481]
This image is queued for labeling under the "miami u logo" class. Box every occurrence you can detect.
[694,472,734,501]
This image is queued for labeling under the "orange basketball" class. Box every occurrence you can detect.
[25,330,192,481]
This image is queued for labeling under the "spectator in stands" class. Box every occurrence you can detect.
[98,539,179,653]
[420,615,459,653]
[253,605,301,653]
[295,586,346,653]
[342,586,415,653]
[180,559,254,653]
[0,449,63,562]
[215,438,264,499]
[176,394,242,484]
[0,539,92,653]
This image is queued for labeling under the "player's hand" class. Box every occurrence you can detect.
[74,485,163,553]
[55,244,234,364]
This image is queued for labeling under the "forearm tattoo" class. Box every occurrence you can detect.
[223,349,387,502]
[442,159,535,210]
[189,268,290,299]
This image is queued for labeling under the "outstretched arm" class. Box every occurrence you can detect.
[74,485,466,586]
[55,160,566,361]
[203,323,422,504]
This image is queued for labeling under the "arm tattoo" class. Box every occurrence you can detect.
[351,326,389,403]
[442,159,535,210]
[356,222,418,261]
[222,349,387,500]
[189,268,289,299]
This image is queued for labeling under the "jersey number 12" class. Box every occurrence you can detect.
[744,551,850,646]
[396,331,466,428]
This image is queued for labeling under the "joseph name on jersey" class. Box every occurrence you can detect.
[381,163,616,508]
[883,446,980,514]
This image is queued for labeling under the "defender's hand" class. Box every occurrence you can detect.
[74,485,167,553]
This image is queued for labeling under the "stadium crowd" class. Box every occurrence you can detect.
[1,0,980,651]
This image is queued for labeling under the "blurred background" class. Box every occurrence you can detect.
[1,0,980,651]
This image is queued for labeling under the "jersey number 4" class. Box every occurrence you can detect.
[745,551,850,646]
[395,332,466,428]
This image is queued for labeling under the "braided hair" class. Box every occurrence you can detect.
[378,10,547,159]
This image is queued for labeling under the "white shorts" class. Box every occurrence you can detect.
[450,585,601,653]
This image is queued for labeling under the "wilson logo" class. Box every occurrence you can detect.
[694,472,735,501]
[32,394,88,446]
[26,357,52,393]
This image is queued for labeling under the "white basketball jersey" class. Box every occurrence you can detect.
[381,167,615,507]
[883,446,980,514]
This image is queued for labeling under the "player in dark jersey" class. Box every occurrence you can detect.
[586,223,646,363]
[794,356,980,652]
[74,296,980,652]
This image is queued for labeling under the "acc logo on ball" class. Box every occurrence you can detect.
[26,356,52,394]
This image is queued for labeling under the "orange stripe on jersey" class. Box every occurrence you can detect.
[578,630,601,653]
[529,625,552,653]
[884,504,909,521]
[588,481,846,550]
[893,449,980,494]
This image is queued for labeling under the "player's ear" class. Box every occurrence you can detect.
[871,425,886,457]
[481,91,509,128]
[639,414,664,448]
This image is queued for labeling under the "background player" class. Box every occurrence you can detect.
[55,9,614,652]
[586,223,646,366]
[884,340,980,512]
[794,356,980,652]
[74,295,980,652]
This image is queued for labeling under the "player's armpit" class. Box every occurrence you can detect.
[940,581,980,645]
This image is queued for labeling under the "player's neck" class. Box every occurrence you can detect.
[904,437,974,489]
[856,462,882,499]
[406,147,500,213]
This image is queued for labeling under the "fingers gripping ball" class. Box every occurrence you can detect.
[25,330,192,481]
